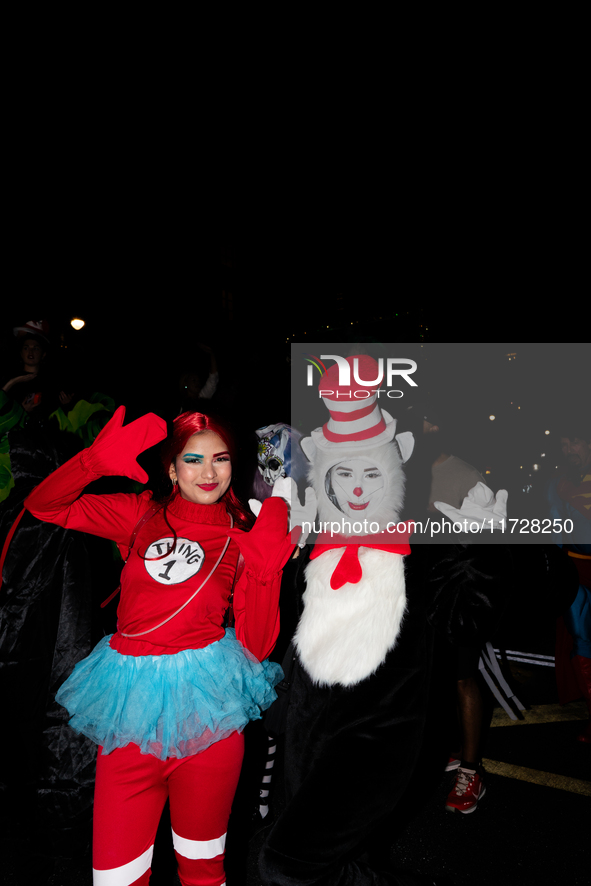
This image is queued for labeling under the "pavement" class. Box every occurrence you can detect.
[2,660,589,886]
[239,683,590,886]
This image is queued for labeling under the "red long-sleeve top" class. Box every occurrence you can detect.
[24,452,282,661]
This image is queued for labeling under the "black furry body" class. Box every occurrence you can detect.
[260,542,513,886]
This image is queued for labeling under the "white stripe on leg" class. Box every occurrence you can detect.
[171,828,226,860]
[93,844,154,886]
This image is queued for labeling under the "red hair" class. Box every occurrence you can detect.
[161,411,254,531]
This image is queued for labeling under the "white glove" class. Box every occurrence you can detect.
[249,478,317,547]
[248,476,293,517]
[434,482,508,531]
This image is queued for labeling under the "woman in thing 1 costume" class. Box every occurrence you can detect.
[24,406,296,886]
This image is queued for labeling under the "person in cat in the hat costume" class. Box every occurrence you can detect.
[259,355,515,886]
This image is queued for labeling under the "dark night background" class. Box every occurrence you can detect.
[1,253,589,886]
[3,248,585,529]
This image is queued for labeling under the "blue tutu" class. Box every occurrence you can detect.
[55,629,283,760]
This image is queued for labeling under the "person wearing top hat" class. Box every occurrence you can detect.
[259,355,513,886]
[2,320,72,423]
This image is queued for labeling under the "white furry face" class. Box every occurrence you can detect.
[327,458,385,518]
[308,440,406,536]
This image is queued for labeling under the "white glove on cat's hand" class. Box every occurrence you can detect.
[249,478,317,546]
[434,482,508,531]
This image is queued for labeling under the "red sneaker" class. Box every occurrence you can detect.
[445,767,486,814]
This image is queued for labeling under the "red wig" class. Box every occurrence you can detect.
[161,411,254,531]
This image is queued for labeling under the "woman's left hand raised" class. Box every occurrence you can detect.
[227,498,301,577]
[82,405,167,483]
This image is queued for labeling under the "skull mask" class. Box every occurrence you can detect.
[256,423,292,487]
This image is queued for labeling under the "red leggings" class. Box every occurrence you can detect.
[92,731,244,886]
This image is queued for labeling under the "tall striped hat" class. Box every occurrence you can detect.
[13,320,50,344]
[312,354,397,451]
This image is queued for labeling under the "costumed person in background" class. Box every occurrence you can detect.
[402,402,508,815]
[251,423,310,828]
[1,321,58,503]
[21,406,296,886]
[2,321,60,417]
[548,421,591,743]
[225,423,314,884]
[1,322,116,883]
[0,432,103,886]
[259,355,515,886]
[1,320,114,503]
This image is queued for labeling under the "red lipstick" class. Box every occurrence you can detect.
[198,483,218,491]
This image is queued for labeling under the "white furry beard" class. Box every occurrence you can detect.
[294,548,407,686]
[308,440,406,536]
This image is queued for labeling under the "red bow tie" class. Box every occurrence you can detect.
[310,522,413,590]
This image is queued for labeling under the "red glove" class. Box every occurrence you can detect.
[81,405,167,484]
[227,497,301,577]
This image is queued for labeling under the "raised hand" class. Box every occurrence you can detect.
[58,390,75,406]
[228,498,301,576]
[434,482,508,531]
[3,371,39,391]
[249,478,316,547]
[82,405,167,484]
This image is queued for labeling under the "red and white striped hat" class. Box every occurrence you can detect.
[13,320,50,344]
[312,354,397,451]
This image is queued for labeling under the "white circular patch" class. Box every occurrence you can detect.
[143,537,205,585]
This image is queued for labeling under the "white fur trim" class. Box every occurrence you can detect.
[294,549,407,686]
[395,431,415,464]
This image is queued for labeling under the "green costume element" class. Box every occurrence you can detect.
[0,391,29,503]
[48,393,115,449]
[0,391,115,503]
[0,390,29,435]
[0,436,16,503]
